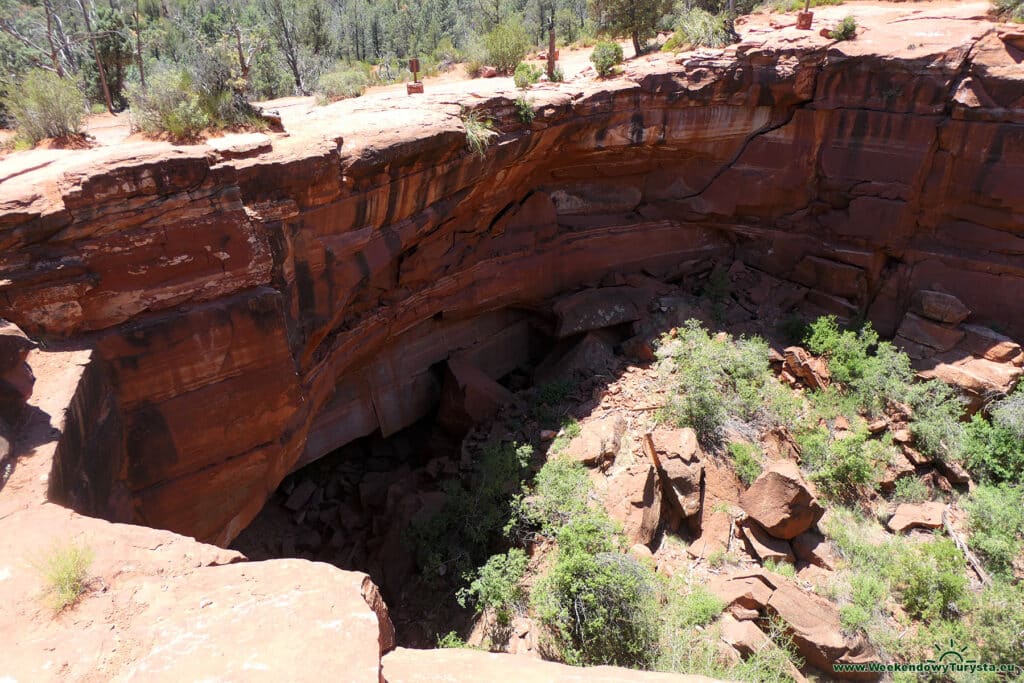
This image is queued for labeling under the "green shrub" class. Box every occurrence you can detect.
[533,547,658,667]
[667,585,725,628]
[963,415,1024,483]
[895,538,968,622]
[457,549,528,626]
[513,62,542,89]
[804,428,892,500]
[892,476,930,504]
[508,457,592,539]
[555,513,622,556]
[550,65,565,83]
[995,0,1024,20]
[3,71,85,145]
[803,316,966,461]
[659,320,797,445]
[484,20,530,74]
[804,317,908,415]
[437,631,467,648]
[964,483,1024,578]
[763,558,796,578]
[991,388,1024,439]
[590,41,624,78]
[829,15,857,41]
[970,580,1024,666]
[662,9,735,52]
[129,71,207,140]
[464,37,488,77]
[769,0,844,11]
[905,380,966,464]
[128,63,260,141]
[840,573,887,633]
[408,442,532,580]
[514,94,535,125]
[35,541,93,612]
[727,442,762,486]
[315,67,369,104]
[963,391,1024,482]
[462,109,496,158]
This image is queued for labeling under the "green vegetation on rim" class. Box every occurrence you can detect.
[35,541,94,613]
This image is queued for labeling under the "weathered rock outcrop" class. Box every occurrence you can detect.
[1,3,1023,549]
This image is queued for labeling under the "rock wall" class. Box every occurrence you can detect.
[1,14,1022,544]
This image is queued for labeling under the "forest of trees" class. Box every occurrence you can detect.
[0,0,751,120]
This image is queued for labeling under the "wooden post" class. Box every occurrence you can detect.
[546,15,556,80]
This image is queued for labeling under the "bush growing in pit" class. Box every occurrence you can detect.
[964,483,1024,578]
[658,320,799,446]
[457,548,528,626]
[803,316,966,463]
[727,442,762,485]
[407,441,532,581]
[798,426,894,501]
[532,514,659,667]
[3,71,86,146]
[590,41,624,77]
[963,387,1024,483]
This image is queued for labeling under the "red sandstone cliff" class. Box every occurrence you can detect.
[1,2,1022,547]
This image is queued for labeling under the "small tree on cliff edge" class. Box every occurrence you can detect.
[588,0,671,57]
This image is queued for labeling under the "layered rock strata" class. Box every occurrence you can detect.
[1,4,1022,545]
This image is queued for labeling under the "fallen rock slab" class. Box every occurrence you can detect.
[791,530,836,570]
[767,582,878,679]
[740,461,824,540]
[552,286,647,338]
[959,324,1023,363]
[648,427,704,518]
[436,358,514,434]
[896,313,964,352]
[604,463,662,546]
[720,614,769,656]
[740,519,795,564]
[910,290,970,325]
[564,414,626,468]
[707,570,777,611]
[887,501,945,533]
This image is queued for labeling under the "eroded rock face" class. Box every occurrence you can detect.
[1,4,1023,546]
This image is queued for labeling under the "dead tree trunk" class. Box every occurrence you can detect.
[76,0,115,113]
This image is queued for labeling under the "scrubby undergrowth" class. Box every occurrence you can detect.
[409,281,1022,680]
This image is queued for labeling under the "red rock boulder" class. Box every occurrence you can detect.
[886,501,945,533]
[648,427,704,518]
[603,463,662,546]
[739,461,824,540]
